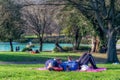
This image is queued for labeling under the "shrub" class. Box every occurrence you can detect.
[22,47,32,52]
[53,47,59,52]
[63,47,73,51]
[80,38,91,44]
[78,46,91,51]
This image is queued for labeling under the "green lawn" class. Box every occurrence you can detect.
[0,52,120,80]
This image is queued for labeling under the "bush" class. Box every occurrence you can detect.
[22,47,32,52]
[81,39,91,44]
[63,47,73,51]
[53,47,59,52]
[78,46,91,51]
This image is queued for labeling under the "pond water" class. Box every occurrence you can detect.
[0,42,119,51]
[0,42,73,51]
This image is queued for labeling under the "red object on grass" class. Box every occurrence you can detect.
[31,51,36,54]
[53,67,63,71]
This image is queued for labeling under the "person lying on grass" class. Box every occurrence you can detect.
[46,51,98,71]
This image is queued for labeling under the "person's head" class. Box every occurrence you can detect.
[56,58,62,64]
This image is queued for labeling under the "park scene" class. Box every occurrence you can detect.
[0,0,120,80]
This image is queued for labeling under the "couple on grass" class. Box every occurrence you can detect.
[46,51,98,71]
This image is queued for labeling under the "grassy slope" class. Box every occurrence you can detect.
[0,52,120,80]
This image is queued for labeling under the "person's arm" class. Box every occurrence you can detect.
[53,61,63,71]
[47,62,52,69]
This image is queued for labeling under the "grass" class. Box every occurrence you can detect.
[0,52,120,80]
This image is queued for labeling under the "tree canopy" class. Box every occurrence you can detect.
[66,0,120,63]
[0,0,24,51]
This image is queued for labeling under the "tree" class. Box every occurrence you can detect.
[22,5,56,51]
[0,0,24,51]
[66,0,120,63]
[91,22,107,53]
[58,7,92,50]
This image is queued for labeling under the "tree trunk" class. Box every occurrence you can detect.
[9,39,13,52]
[73,29,81,50]
[107,32,119,63]
[39,38,43,52]
[99,38,107,53]
[73,37,82,50]
[91,36,100,53]
[55,41,65,52]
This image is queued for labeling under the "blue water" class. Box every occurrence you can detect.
[0,42,73,51]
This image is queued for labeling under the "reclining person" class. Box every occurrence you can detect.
[47,58,63,71]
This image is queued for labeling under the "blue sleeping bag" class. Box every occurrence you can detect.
[61,61,79,71]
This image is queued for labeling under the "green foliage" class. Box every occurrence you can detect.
[22,44,35,52]
[63,46,73,51]
[79,46,91,51]
[0,0,25,51]
[61,8,92,37]
[66,0,120,62]
[53,47,59,52]
[22,47,32,52]
[81,38,91,44]
[58,6,93,50]
[0,0,24,40]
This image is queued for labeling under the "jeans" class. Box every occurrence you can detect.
[78,53,97,69]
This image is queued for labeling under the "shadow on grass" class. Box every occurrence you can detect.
[0,53,50,64]
[94,57,107,63]
[0,52,107,64]
[0,53,78,64]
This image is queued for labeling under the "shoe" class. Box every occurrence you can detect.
[93,66,98,69]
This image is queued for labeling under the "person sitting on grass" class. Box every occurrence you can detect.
[46,58,63,71]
